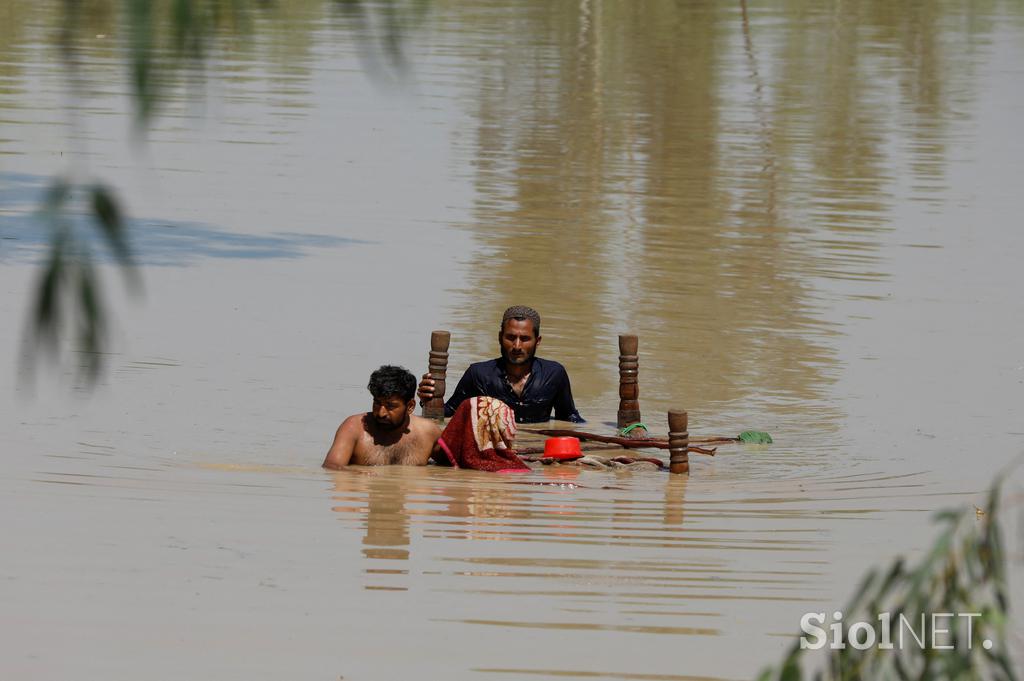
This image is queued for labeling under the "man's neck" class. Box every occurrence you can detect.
[503,357,534,383]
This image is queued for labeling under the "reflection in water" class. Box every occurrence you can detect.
[331,468,538,560]
[452,617,718,636]
[433,0,1015,432]
[473,670,732,681]
[361,478,411,562]
[0,173,362,265]
[443,1,835,415]
[322,466,877,623]
[331,469,412,562]
[306,463,926,676]
[663,475,685,527]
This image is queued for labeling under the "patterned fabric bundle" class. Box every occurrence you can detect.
[435,396,528,472]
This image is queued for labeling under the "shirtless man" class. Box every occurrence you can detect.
[323,365,442,469]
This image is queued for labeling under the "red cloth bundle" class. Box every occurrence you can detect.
[434,397,529,472]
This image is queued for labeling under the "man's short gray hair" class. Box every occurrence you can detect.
[501,305,541,336]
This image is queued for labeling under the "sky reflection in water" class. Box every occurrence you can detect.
[0,172,363,265]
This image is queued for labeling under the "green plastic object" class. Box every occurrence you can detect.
[738,430,773,444]
[618,422,648,436]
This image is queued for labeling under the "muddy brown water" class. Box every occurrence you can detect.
[2,1,1024,679]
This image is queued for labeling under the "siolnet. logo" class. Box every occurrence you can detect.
[800,611,992,651]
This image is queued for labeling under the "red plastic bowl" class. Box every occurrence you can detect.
[544,436,583,460]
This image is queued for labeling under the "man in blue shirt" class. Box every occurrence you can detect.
[418,306,584,424]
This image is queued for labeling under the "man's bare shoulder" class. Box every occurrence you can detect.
[324,413,371,469]
[338,413,370,435]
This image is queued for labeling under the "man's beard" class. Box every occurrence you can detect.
[503,349,533,365]
[374,416,402,431]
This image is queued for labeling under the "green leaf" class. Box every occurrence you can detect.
[34,241,65,344]
[77,260,106,383]
[90,184,132,264]
[779,656,801,681]
[90,184,140,295]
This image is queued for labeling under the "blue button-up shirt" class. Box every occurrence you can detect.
[444,357,585,423]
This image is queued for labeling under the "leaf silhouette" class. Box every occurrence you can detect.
[90,184,133,267]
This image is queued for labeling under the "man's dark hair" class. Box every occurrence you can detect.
[367,365,417,402]
[501,305,541,336]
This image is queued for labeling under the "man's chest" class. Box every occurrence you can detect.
[507,373,530,397]
[353,433,423,465]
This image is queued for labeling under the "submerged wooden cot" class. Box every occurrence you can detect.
[420,330,697,474]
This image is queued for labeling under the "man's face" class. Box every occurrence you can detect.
[499,318,540,366]
[371,394,413,430]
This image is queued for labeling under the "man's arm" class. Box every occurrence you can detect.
[552,367,585,423]
[322,416,360,469]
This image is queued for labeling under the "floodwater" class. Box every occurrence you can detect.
[2,1,1024,679]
